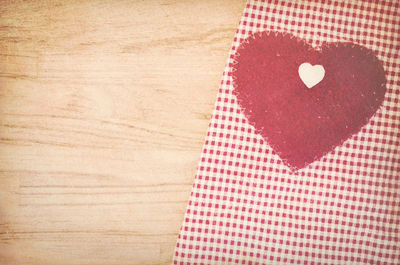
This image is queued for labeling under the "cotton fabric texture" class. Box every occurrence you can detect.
[173,1,400,264]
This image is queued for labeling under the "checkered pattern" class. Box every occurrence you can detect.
[173,1,400,264]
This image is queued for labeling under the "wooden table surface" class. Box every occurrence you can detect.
[0,1,246,264]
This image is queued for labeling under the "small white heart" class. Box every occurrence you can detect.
[298,62,325,88]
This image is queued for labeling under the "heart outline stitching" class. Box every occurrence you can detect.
[231,31,387,171]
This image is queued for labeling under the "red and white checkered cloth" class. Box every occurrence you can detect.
[173,1,400,264]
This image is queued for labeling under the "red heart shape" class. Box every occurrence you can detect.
[232,32,386,170]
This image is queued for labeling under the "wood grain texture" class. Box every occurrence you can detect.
[0,1,245,264]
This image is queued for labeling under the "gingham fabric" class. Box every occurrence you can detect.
[173,1,400,264]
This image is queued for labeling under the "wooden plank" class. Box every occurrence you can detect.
[0,1,246,264]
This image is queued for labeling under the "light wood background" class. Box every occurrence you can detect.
[0,1,246,264]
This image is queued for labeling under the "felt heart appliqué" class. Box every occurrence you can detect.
[232,31,387,170]
[298,63,325,88]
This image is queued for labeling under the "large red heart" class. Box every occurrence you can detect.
[232,32,386,170]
